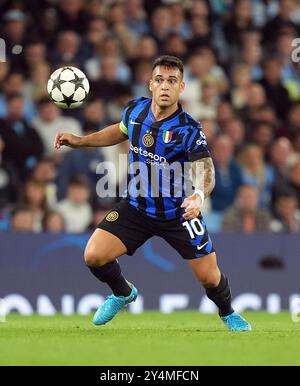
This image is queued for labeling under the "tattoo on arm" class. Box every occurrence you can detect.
[191,157,215,198]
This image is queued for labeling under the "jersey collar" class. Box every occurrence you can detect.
[149,102,183,128]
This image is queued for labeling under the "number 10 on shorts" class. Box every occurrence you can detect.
[182,219,205,239]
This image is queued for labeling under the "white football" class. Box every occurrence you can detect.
[47,66,90,109]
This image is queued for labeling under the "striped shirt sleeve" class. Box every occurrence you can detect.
[184,124,211,161]
[120,98,139,137]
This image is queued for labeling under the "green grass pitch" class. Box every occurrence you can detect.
[1,312,300,366]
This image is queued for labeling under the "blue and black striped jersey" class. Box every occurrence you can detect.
[120,97,211,220]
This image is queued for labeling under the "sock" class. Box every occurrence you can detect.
[88,261,132,297]
[205,273,234,317]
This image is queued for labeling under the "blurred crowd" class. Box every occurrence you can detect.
[1,0,300,234]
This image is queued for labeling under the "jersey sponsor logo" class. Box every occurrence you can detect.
[163,130,172,143]
[130,143,166,163]
[196,139,207,146]
[142,133,154,147]
[106,211,119,222]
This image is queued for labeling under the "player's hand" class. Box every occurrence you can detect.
[181,193,203,220]
[54,132,82,149]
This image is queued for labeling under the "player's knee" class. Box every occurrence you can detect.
[84,245,109,267]
[199,269,220,288]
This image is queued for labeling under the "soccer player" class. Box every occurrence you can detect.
[54,56,251,332]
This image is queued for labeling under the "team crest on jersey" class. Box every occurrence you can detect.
[106,211,119,222]
[142,133,154,147]
[162,130,172,143]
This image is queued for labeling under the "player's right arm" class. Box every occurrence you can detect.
[54,123,128,150]
[181,124,214,220]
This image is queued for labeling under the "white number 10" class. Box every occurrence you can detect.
[182,219,205,239]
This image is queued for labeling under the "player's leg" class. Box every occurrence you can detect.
[85,200,152,325]
[84,228,132,297]
[188,252,234,317]
[161,216,251,331]
[188,253,251,331]
[84,228,139,326]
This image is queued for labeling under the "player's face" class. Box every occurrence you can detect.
[149,66,185,107]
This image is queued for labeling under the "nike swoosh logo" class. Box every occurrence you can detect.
[130,120,140,125]
[197,241,208,251]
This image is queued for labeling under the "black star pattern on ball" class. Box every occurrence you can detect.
[62,93,77,107]
[52,73,65,92]
[69,72,85,91]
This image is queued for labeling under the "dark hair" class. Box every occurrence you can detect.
[68,175,90,189]
[253,120,276,131]
[263,56,281,67]
[25,39,45,47]
[152,55,184,77]
[275,191,297,203]
[37,96,52,107]
[255,102,274,112]
[6,93,24,103]
[7,72,24,79]
[11,204,32,217]
[23,179,48,211]
[42,210,65,231]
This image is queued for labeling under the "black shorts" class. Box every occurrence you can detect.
[97,199,215,260]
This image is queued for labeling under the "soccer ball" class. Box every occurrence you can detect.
[47,66,90,109]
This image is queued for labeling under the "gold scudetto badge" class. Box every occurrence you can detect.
[106,211,119,222]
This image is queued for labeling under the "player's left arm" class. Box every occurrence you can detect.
[181,158,215,221]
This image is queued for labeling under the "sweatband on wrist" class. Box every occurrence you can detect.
[194,189,205,205]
